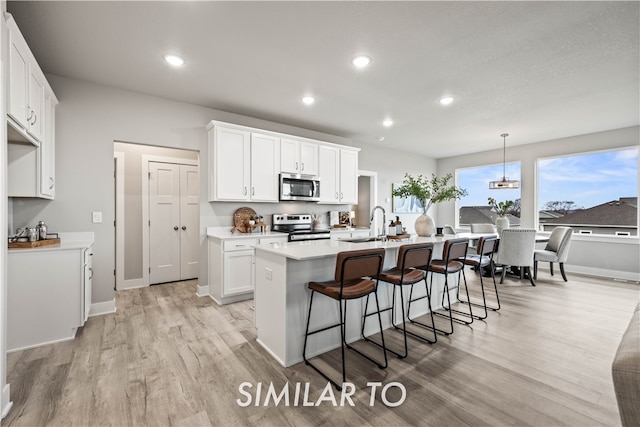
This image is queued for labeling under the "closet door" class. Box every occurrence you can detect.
[149,162,181,284]
[180,164,199,280]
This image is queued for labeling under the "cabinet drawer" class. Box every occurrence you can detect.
[259,236,288,245]
[223,239,258,251]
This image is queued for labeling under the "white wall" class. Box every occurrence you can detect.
[436,126,640,280]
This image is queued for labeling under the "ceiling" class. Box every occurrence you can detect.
[7,1,640,158]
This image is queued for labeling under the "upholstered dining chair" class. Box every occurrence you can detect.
[470,223,497,233]
[493,228,537,286]
[534,226,573,281]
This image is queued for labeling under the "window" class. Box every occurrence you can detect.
[457,162,521,227]
[538,147,639,236]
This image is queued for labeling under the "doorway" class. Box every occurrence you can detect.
[114,142,199,290]
[354,169,378,232]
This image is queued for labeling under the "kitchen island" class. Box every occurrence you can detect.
[254,235,472,367]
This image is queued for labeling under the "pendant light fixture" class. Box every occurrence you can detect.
[489,133,520,189]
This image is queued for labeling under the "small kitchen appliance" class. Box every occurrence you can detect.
[279,174,321,202]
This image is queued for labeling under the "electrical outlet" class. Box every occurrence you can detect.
[92,212,103,224]
[265,268,272,281]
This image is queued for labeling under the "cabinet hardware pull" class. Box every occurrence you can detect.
[26,108,33,121]
[252,187,255,196]
[31,113,37,125]
[182,226,187,230]
[88,267,94,280]
[295,161,299,170]
[174,226,179,230]
[301,163,304,171]
[244,187,247,195]
[335,192,338,199]
[49,177,54,189]
[340,192,343,200]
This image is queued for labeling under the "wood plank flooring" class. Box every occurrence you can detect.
[2,271,639,426]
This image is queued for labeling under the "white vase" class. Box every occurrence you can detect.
[415,212,436,237]
[496,216,510,235]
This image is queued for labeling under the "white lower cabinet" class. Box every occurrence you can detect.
[330,229,372,240]
[7,243,93,351]
[208,233,288,304]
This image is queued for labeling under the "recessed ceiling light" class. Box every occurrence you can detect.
[440,96,454,105]
[302,96,316,105]
[377,137,385,142]
[352,55,372,68]
[163,54,185,67]
[383,119,394,127]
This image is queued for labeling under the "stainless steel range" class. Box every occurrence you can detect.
[272,214,331,242]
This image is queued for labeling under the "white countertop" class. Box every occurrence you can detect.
[8,232,94,253]
[253,235,456,261]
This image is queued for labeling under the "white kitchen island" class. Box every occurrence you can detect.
[253,235,470,367]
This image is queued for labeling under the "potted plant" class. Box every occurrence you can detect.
[488,197,514,234]
[393,173,467,236]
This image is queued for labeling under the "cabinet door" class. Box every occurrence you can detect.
[339,149,359,204]
[318,145,339,203]
[250,133,280,201]
[7,30,28,129]
[223,250,255,296]
[280,138,300,173]
[210,126,250,201]
[27,68,45,142]
[39,94,56,198]
[299,141,319,175]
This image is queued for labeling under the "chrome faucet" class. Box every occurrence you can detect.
[370,205,386,238]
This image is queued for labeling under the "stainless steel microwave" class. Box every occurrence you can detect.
[279,173,320,202]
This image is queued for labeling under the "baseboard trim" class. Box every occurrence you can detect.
[538,265,640,283]
[1,384,12,419]
[196,284,209,297]
[120,278,147,290]
[8,334,76,353]
[89,299,117,317]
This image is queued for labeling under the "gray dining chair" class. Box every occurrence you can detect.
[471,223,497,233]
[493,228,537,286]
[534,226,573,281]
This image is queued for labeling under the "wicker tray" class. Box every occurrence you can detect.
[231,207,259,233]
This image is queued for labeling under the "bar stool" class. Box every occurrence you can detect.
[303,248,387,390]
[362,243,435,359]
[459,235,500,320]
[411,237,471,335]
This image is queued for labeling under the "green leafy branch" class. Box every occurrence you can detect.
[392,173,468,213]
[488,197,514,217]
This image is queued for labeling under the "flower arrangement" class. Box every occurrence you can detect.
[392,173,468,213]
[488,197,514,217]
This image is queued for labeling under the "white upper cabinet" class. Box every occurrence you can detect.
[250,133,280,202]
[209,126,251,201]
[318,146,359,204]
[6,14,58,199]
[280,138,318,176]
[6,15,49,144]
[208,124,280,202]
[207,120,358,204]
[318,145,340,203]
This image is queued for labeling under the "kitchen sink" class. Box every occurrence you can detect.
[340,236,385,243]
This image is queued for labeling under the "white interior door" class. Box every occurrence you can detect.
[149,162,181,284]
[180,164,199,280]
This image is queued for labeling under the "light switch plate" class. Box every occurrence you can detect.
[92,212,103,223]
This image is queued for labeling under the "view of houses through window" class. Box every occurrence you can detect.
[458,162,522,227]
[538,147,638,236]
[456,147,639,237]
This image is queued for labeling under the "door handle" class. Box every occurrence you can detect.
[182,226,187,230]
[49,177,55,189]
[301,162,305,171]
[174,226,179,231]
[295,161,299,171]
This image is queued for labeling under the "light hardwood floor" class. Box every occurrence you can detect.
[3,271,639,426]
